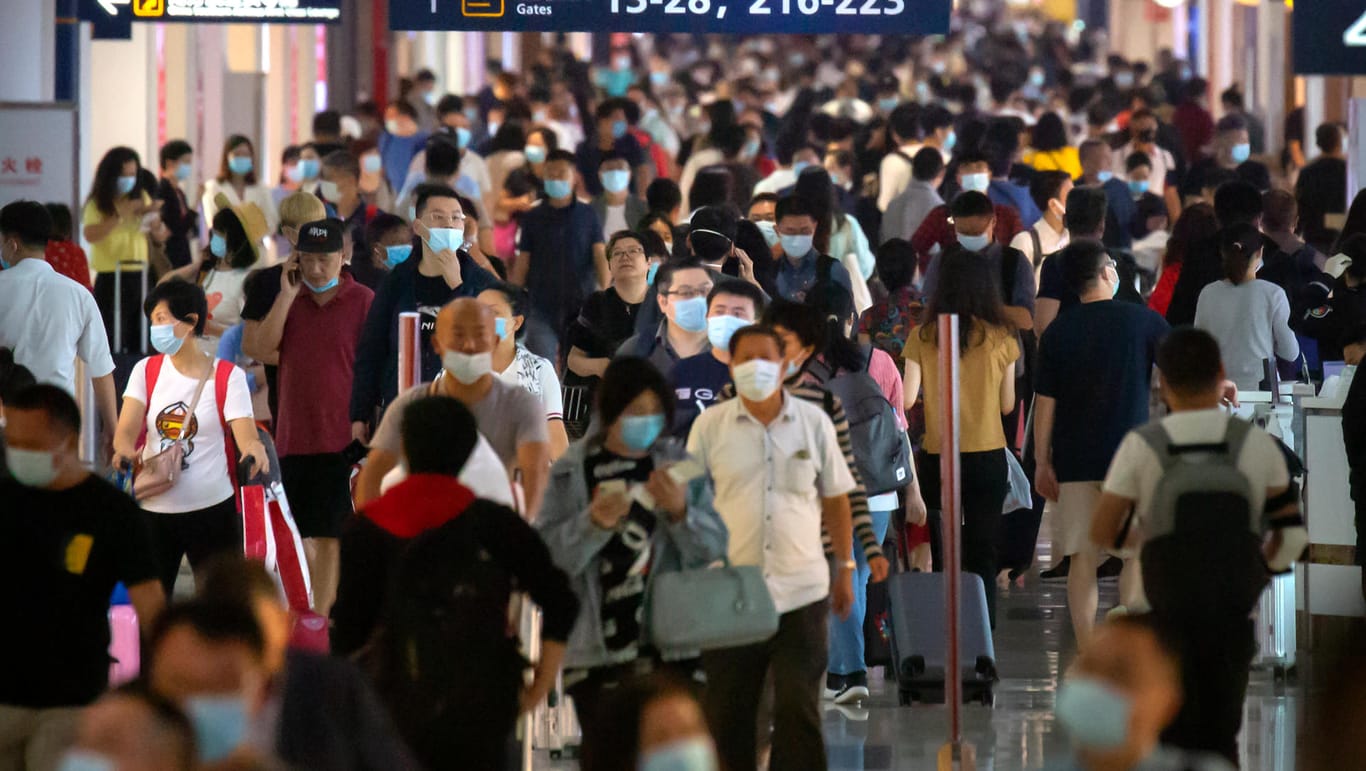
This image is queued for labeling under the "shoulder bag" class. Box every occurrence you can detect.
[134,355,214,501]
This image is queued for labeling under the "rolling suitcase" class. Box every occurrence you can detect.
[1253,572,1296,680]
[885,571,998,706]
[110,260,150,396]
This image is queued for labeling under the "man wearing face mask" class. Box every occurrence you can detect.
[0,385,165,771]
[351,184,499,434]
[254,218,374,616]
[1183,115,1270,199]
[617,259,714,375]
[920,192,1036,332]
[1036,187,1147,336]
[576,99,649,197]
[1047,616,1235,771]
[592,153,647,241]
[687,325,856,771]
[773,195,853,303]
[1112,111,1179,214]
[320,150,387,291]
[668,279,767,437]
[1033,242,1169,649]
[910,152,1025,276]
[354,298,549,514]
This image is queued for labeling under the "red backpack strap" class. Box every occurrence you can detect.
[214,359,241,504]
[137,355,167,450]
[364,204,379,224]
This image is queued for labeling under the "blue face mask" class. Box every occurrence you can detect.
[1055,677,1132,750]
[601,169,631,194]
[54,751,114,771]
[361,154,382,174]
[650,71,671,86]
[426,227,464,253]
[742,138,761,159]
[1230,143,1251,163]
[611,119,629,140]
[878,97,900,112]
[707,314,750,350]
[1097,170,1114,183]
[545,178,573,200]
[187,695,250,762]
[210,232,228,259]
[455,126,472,150]
[176,162,193,181]
[671,295,708,333]
[619,413,665,452]
[116,175,137,195]
[754,220,780,248]
[150,323,185,355]
[524,145,547,164]
[228,156,253,176]
[779,233,814,260]
[957,232,990,252]
[298,158,320,180]
[1128,179,1150,197]
[495,316,509,340]
[384,244,413,268]
[959,172,989,193]
[646,261,661,285]
[305,276,340,293]
[792,161,810,177]
[638,738,718,771]
[944,130,957,152]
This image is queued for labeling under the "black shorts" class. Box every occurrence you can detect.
[279,453,354,538]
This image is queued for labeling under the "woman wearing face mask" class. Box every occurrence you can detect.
[479,283,570,459]
[111,279,269,596]
[161,201,267,346]
[492,170,539,267]
[354,139,397,214]
[580,674,721,771]
[521,127,559,191]
[537,357,727,754]
[202,135,278,241]
[902,253,1020,628]
[566,231,652,397]
[84,146,163,354]
[1193,223,1300,390]
[485,120,530,210]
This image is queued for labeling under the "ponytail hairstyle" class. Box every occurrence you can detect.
[1219,222,1263,284]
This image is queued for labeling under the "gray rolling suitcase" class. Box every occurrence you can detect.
[1253,571,1297,680]
[886,571,998,706]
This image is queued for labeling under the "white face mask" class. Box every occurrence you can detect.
[732,359,783,401]
[442,350,492,385]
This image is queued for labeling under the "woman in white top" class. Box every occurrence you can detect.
[478,283,570,460]
[1194,223,1300,390]
[162,201,267,342]
[202,135,279,237]
[112,279,268,595]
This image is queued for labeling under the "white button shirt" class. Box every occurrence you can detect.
[687,391,856,614]
[0,258,114,394]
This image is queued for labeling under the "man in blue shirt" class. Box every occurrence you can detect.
[512,150,607,363]
[773,195,853,303]
[669,279,766,437]
[985,131,1043,228]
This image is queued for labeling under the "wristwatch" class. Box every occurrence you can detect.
[839,560,857,571]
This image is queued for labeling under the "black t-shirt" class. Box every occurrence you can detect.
[0,475,159,707]
[568,289,640,359]
[1181,157,1270,197]
[1038,247,1145,311]
[1295,157,1348,251]
[582,448,656,657]
[518,201,604,326]
[1035,301,1170,482]
[668,352,732,438]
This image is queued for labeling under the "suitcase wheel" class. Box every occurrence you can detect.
[977,688,995,707]
[974,656,998,682]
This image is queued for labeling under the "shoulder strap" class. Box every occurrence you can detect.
[862,342,874,374]
[1222,416,1253,461]
[145,354,166,403]
[214,359,241,504]
[1029,227,1043,269]
[1136,422,1181,472]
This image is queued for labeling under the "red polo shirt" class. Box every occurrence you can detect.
[275,274,373,457]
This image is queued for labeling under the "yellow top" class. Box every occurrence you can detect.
[83,195,151,273]
[1023,147,1083,179]
[903,322,1020,454]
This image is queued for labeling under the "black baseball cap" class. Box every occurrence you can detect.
[296,218,344,253]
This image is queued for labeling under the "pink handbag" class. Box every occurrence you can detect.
[133,360,213,500]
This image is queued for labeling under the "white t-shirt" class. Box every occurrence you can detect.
[496,345,564,420]
[124,355,254,514]
[202,268,251,328]
[602,204,629,241]
[1102,409,1290,534]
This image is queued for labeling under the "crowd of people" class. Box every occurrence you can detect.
[0,8,1362,771]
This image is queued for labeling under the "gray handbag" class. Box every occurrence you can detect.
[649,559,780,651]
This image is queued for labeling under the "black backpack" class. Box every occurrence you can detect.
[811,345,913,496]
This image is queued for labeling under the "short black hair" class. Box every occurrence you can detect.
[911,146,945,182]
[0,348,37,406]
[144,278,209,336]
[689,206,738,259]
[159,139,193,169]
[482,281,529,318]
[1261,189,1297,232]
[949,190,994,219]
[1213,180,1263,227]
[595,357,675,435]
[545,149,577,167]
[595,98,630,121]
[436,94,464,117]
[196,555,282,609]
[1029,171,1072,215]
[424,135,461,178]
[775,194,820,223]
[646,178,682,215]
[1157,327,1224,396]
[1124,151,1153,173]
[1315,123,1344,154]
[1214,113,1247,134]
[365,212,409,250]
[920,104,954,134]
[747,192,779,212]
[150,600,266,663]
[401,395,479,477]
[43,202,74,240]
[708,278,766,317]
[728,323,785,359]
[888,104,921,142]
[322,149,359,180]
[876,238,917,293]
[414,183,461,218]
[414,68,437,84]
[653,258,707,294]
[1064,186,1108,237]
[0,200,53,249]
[762,297,823,350]
[1059,239,1112,295]
[7,383,81,437]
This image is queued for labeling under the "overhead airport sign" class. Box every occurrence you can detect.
[81,0,342,24]
[1294,1,1366,75]
[389,0,951,35]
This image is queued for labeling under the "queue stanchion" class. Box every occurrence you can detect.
[397,311,421,394]
[936,314,975,771]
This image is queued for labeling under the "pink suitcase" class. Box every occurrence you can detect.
[108,605,140,685]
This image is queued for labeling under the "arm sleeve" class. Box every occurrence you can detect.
[848,215,875,280]
[77,291,116,377]
[1269,288,1301,361]
[1100,433,1150,500]
[537,359,564,420]
[239,269,280,322]
[814,406,857,499]
[123,357,150,405]
[822,394,878,559]
[350,273,398,422]
[1034,329,1060,398]
[112,497,160,586]
[222,365,254,422]
[868,349,908,430]
[368,387,412,457]
[910,208,944,264]
[1037,255,1064,301]
[512,390,550,445]
[329,521,387,657]
[488,508,581,642]
[1012,251,1037,312]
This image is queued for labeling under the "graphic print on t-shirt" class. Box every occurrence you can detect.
[584,449,656,658]
[154,401,200,459]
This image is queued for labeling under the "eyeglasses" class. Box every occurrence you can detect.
[611,246,646,260]
[666,285,713,300]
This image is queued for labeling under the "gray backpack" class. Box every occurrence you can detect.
[811,347,912,496]
[1133,417,1269,619]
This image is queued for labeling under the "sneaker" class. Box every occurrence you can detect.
[1097,556,1123,579]
[1040,556,1070,580]
[833,684,870,705]
[1106,605,1129,620]
[823,673,846,701]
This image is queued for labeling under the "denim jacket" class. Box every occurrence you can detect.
[536,436,728,669]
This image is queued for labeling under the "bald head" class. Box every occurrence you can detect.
[434,297,497,357]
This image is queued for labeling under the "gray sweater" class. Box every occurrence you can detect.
[1193,279,1300,390]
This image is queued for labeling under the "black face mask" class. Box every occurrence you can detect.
[1136,129,1157,144]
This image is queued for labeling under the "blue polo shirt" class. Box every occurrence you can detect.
[668,352,732,438]
[775,250,853,303]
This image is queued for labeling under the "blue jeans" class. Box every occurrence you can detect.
[828,509,892,676]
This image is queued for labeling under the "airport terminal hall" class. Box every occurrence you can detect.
[3,0,1366,768]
